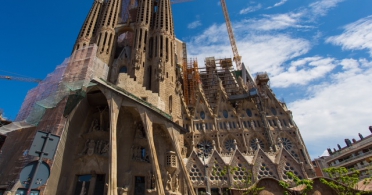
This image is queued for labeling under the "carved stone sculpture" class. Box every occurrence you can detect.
[157,59,164,81]
[118,187,129,195]
[251,120,255,130]
[233,139,238,150]
[174,174,179,192]
[89,118,100,132]
[87,140,96,156]
[101,142,109,155]
[166,171,172,191]
[277,118,282,130]
[226,122,230,131]
[80,139,90,155]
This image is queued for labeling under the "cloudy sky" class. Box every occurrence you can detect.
[1,0,371,158]
[173,0,372,158]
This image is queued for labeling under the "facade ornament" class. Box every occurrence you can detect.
[101,142,109,155]
[174,174,179,192]
[233,139,238,150]
[277,118,282,130]
[165,171,173,191]
[226,122,230,130]
[255,138,261,150]
[134,49,141,69]
[278,137,283,148]
[89,118,100,132]
[181,146,188,157]
[250,120,255,130]
[175,81,183,95]
[157,59,165,81]
[118,187,129,195]
[87,140,96,156]
[80,140,90,155]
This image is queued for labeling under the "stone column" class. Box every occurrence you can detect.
[166,124,196,195]
[139,110,165,195]
[106,91,123,195]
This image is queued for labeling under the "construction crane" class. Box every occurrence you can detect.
[220,0,256,85]
[0,75,42,83]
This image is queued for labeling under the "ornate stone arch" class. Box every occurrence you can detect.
[186,151,207,187]
[247,133,268,151]
[208,152,229,188]
[277,149,306,181]
[221,134,239,153]
[252,150,279,181]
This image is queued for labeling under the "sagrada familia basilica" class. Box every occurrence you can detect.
[0,0,335,194]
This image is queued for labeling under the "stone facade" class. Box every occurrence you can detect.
[0,0,316,194]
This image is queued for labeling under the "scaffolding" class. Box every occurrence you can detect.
[197,57,239,108]
[0,44,108,135]
[182,58,199,106]
[181,56,240,108]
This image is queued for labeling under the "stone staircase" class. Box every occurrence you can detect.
[116,73,165,111]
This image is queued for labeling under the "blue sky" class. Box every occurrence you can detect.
[1,0,372,158]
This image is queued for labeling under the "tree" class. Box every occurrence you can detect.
[320,167,372,195]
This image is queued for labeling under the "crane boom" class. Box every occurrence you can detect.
[0,75,42,83]
[220,0,256,85]
[220,0,241,70]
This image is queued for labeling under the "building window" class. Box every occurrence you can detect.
[119,66,127,73]
[166,151,177,168]
[74,175,92,195]
[246,109,253,117]
[169,95,172,113]
[134,176,146,195]
[200,111,205,119]
[271,107,277,115]
[223,110,228,118]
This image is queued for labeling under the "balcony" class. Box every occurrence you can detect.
[331,150,372,167]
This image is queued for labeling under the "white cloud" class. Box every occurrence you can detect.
[309,0,345,16]
[187,20,202,29]
[186,22,311,75]
[289,58,372,158]
[271,57,336,87]
[243,12,305,31]
[267,0,288,9]
[183,2,372,159]
[239,4,262,14]
[326,15,372,56]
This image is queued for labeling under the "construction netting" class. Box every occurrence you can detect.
[0,44,108,134]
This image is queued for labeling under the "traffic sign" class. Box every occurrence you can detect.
[20,161,50,189]
[28,131,59,160]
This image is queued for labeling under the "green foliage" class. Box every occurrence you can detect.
[213,163,264,195]
[279,180,290,195]
[279,171,313,195]
[320,166,372,195]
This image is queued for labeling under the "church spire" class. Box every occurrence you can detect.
[96,0,122,64]
[73,0,104,52]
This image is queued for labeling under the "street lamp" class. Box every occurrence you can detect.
[197,143,212,195]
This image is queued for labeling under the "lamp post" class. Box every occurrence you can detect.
[197,143,211,195]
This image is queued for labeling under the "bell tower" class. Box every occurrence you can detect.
[73,0,183,122]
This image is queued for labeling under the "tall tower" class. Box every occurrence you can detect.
[72,0,183,122]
